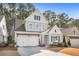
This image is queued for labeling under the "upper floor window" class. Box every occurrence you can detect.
[34,15,40,21]
[29,24,32,29]
[36,24,39,28]
[38,16,40,20]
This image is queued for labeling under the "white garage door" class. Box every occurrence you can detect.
[70,39,79,47]
[16,34,39,46]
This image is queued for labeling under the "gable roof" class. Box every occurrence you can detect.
[14,10,34,31]
[15,24,25,31]
[15,10,48,31]
[42,25,79,36]
[60,27,79,36]
[42,25,58,35]
[24,9,48,24]
[15,19,25,31]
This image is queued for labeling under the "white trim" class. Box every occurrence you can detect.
[15,31,41,35]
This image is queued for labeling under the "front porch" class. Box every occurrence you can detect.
[41,33,63,46]
[41,33,71,47]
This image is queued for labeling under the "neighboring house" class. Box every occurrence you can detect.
[42,25,79,47]
[60,27,79,47]
[14,10,79,47]
[0,15,8,43]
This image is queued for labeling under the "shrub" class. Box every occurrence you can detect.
[0,42,7,47]
[39,44,45,47]
[8,40,16,47]
[49,44,53,46]
[57,43,63,47]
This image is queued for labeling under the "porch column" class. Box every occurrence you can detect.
[48,33,51,45]
[42,34,45,45]
[39,34,42,45]
[40,34,44,45]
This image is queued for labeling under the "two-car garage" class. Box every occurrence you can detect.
[15,32,41,47]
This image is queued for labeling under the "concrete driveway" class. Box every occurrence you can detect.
[17,47,69,56]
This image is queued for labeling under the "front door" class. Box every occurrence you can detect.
[51,36,60,45]
[44,35,48,45]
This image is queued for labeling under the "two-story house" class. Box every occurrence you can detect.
[14,10,48,46]
[0,15,8,43]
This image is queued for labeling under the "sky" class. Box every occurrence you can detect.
[33,3,79,19]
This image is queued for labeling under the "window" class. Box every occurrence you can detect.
[34,15,40,20]
[55,36,57,40]
[38,16,40,20]
[51,36,57,42]
[52,36,57,41]
[35,23,41,31]
[36,24,39,28]
[29,24,32,29]
[34,15,36,20]
[58,36,60,42]
[43,24,45,31]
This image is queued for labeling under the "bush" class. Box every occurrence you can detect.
[8,40,16,47]
[39,44,45,47]
[57,43,62,47]
[49,44,54,46]
[62,42,67,47]
[0,42,8,47]
[8,43,14,47]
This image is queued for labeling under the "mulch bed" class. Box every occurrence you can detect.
[60,48,79,56]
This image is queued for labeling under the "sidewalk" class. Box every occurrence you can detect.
[31,50,70,56]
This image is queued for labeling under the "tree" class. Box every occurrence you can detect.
[0,3,36,43]
[0,3,4,15]
[57,13,69,28]
[3,3,16,35]
[72,19,79,27]
[0,3,36,35]
[43,10,57,26]
[17,3,36,19]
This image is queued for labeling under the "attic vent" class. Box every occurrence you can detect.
[55,30,56,32]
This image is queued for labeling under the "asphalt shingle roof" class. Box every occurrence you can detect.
[60,27,79,35]
[15,19,25,31]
